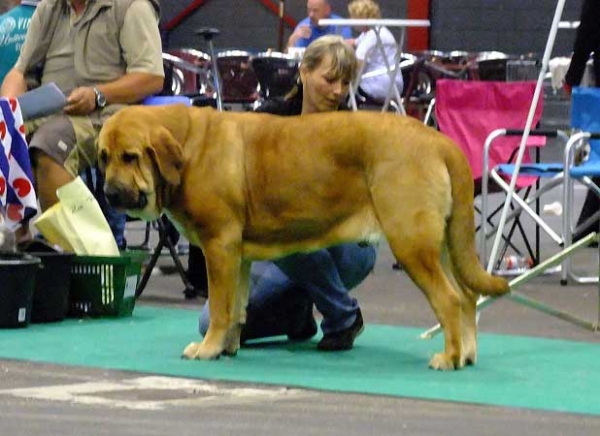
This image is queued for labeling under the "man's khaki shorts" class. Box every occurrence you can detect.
[25,105,125,177]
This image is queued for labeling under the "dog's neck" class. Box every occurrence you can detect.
[155,172,179,212]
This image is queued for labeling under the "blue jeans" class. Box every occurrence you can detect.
[199,243,377,338]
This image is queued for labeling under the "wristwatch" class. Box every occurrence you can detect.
[93,87,107,109]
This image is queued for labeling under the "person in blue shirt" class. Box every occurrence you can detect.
[0,1,39,82]
[286,0,352,49]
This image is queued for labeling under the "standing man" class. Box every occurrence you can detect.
[0,1,39,81]
[0,0,164,243]
[563,0,600,242]
[563,0,600,95]
[287,0,352,50]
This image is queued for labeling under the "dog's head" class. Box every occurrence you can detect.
[97,105,186,220]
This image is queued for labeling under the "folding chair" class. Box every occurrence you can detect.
[422,85,600,338]
[481,127,568,269]
[434,79,552,267]
[484,87,600,285]
[558,86,600,284]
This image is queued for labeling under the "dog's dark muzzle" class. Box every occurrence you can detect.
[104,184,148,211]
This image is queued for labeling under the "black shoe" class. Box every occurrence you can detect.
[287,303,318,341]
[317,308,364,351]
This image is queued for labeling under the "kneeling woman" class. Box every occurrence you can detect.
[196,35,377,351]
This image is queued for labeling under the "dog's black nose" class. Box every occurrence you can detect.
[104,184,147,210]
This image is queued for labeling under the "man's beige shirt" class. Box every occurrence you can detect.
[15,0,164,95]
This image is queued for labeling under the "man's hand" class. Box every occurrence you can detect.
[294,25,312,40]
[64,86,96,115]
[287,25,312,49]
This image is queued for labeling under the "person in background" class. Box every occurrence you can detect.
[197,35,377,352]
[0,0,18,14]
[287,0,351,50]
[346,0,403,103]
[0,0,164,245]
[0,1,39,82]
[183,10,354,299]
[563,0,600,243]
[563,0,600,95]
[183,238,208,299]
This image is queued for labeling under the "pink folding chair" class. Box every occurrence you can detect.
[433,80,554,268]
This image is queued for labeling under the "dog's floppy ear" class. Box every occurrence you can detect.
[146,126,184,187]
[96,137,107,175]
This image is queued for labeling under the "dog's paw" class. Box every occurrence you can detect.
[181,341,222,360]
[428,352,463,371]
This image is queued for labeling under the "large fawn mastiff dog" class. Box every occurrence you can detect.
[98,105,509,370]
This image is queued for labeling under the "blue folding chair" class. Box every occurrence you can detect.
[475,87,600,331]
[560,87,600,284]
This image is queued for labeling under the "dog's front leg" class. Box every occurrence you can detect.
[223,259,251,355]
[182,238,242,360]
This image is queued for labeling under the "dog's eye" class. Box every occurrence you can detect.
[122,152,138,164]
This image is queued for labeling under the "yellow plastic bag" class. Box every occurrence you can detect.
[34,177,120,255]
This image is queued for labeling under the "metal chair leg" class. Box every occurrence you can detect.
[135,219,194,298]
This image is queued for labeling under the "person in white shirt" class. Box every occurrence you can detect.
[347,0,403,102]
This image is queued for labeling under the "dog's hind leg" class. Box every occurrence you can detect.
[380,211,464,369]
[459,286,478,365]
[223,259,251,356]
[400,248,463,370]
[440,243,478,366]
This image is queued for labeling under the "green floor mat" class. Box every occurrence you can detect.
[1,305,598,415]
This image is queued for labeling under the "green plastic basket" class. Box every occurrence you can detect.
[68,250,147,317]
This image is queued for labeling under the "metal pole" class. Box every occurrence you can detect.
[195,27,223,112]
[420,232,599,339]
[206,39,223,112]
[487,0,567,273]
[278,0,285,52]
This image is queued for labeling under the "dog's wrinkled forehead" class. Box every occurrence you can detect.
[99,109,152,163]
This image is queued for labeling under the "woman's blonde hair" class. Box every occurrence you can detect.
[300,34,358,84]
[284,35,358,101]
[348,0,381,19]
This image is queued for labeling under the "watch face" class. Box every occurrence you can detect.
[94,88,106,108]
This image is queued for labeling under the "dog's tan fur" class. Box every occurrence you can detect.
[98,105,509,370]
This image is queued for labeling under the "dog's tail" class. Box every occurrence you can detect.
[444,144,510,297]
